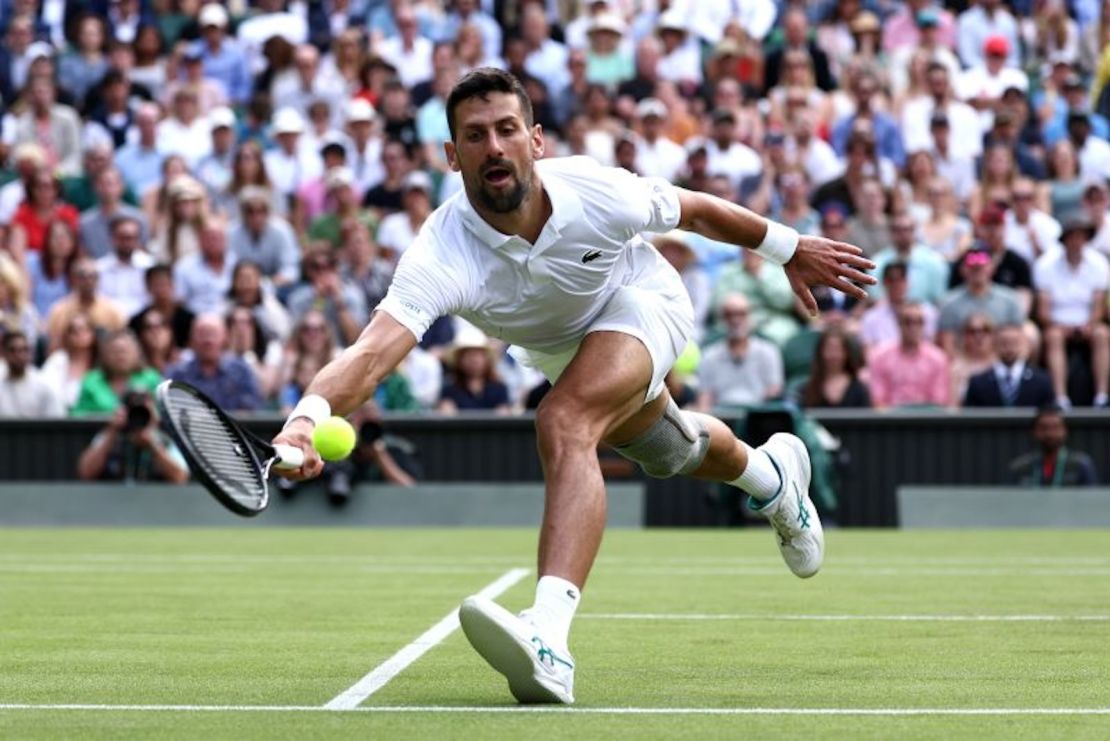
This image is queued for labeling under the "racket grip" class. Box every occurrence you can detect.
[273,444,306,470]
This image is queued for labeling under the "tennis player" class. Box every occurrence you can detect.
[275,69,875,704]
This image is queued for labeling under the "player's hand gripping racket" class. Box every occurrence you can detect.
[155,379,304,516]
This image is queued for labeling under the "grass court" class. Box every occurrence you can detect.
[2,528,1109,739]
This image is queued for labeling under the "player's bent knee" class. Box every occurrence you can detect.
[612,398,710,478]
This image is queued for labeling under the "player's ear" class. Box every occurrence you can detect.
[531,124,545,160]
[444,140,460,172]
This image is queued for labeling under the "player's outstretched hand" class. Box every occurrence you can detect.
[271,419,325,481]
[784,235,877,316]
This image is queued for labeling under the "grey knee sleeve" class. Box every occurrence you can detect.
[613,399,710,478]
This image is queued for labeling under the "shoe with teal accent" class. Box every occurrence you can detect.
[749,432,824,578]
[459,595,575,704]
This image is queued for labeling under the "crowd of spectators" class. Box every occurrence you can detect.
[1,0,1109,427]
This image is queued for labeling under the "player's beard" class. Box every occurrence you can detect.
[475,159,531,214]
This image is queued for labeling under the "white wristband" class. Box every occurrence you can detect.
[285,394,331,428]
[753,221,799,265]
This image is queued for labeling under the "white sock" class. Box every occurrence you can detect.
[1094,393,1108,406]
[525,575,580,652]
[728,443,782,501]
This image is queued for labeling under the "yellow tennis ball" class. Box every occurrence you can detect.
[312,416,356,461]
[672,341,701,378]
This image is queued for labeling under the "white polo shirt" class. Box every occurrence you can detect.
[1033,248,1110,327]
[377,156,682,354]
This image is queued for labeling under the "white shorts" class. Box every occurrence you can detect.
[510,258,694,404]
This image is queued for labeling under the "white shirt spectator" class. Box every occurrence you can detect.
[634,135,687,181]
[705,140,762,189]
[0,366,65,417]
[1033,248,1110,326]
[1004,209,1062,264]
[96,251,155,319]
[376,212,420,257]
[696,336,784,407]
[525,39,569,96]
[902,98,983,160]
[156,116,213,168]
[237,11,308,74]
[376,35,434,89]
[657,42,702,86]
[689,0,776,43]
[789,136,843,188]
[1077,136,1110,182]
[263,145,323,201]
[346,137,386,194]
[930,146,977,203]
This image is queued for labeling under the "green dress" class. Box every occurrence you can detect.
[70,368,162,415]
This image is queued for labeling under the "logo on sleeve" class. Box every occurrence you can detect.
[581,249,603,263]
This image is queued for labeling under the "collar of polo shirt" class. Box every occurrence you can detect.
[456,167,585,253]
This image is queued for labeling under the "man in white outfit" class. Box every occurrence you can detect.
[273,70,874,705]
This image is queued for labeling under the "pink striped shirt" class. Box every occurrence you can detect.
[868,341,951,408]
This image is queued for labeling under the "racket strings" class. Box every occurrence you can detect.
[163,389,265,507]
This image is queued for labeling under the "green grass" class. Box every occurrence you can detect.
[2,529,1110,739]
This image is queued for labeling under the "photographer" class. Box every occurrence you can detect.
[77,389,189,484]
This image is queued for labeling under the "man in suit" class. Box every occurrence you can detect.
[964,324,1054,407]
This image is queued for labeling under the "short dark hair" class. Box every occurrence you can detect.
[145,263,172,285]
[109,213,142,235]
[1035,404,1066,424]
[2,330,27,350]
[446,67,533,141]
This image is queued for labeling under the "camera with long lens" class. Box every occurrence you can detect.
[123,389,153,433]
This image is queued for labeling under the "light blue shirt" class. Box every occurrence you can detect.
[199,40,251,103]
[869,245,951,306]
[956,6,1020,69]
[114,144,164,197]
[416,97,450,146]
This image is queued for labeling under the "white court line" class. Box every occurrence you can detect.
[580,613,1110,622]
[322,567,530,711]
[1,704,1109,716]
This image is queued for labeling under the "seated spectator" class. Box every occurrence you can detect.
[194,108,239,203]
[76,388,189,484]
[306,166,377,249]
[72,329,161,415]
[1068,110,1110,183]
[362,139,414,215]
[1034,218,1110,407]
[282,309,340,388]
[129,265,196,350]
[7,77,82,176]
[696,294,784,410]
[226,305,283,400]
[7,167,80,258]
[40,312,98,411]
[712,251,799,347]
[632,98,686,182]
[376,171,435,258]
[968,144,1019,223]
[584,13,633,86]
[228,187,300,287]
[1085,179,1110,257]
[227,261,292,343]
[868,302,950,409]
[949,313,998,405]
[1045,139,1086,223]
[115,102,165,199]
[938,247,1025,357]
[831,70,906,169]
[964,324,1054,408]
[437,326,510,414]
[79,168,149,260]
[1004,177,1063,264]
[762,7,836,94]
[949,207,1034,317]
[1008,405,1098,486]
[870,212,949,306]
[210,140,284,219]
[0,331,64,417]
[285,247,368,347]
[811,130,892,215]
[150,172,209,264]
[133,309,181,376]
[342,222,395,314]
[653,231,710,343]
[956,35,1027,125]
[95,215,155,319]
[859,261,939,352]
[796,327,870,409]
[45,257,126,352]
[917,176,973,261]
[0,255,40,348]
[168,314,262,412]
[174,219,236,316]
[279,353,323,415]
[926,112,977,204]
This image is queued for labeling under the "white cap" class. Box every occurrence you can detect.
[636,97,667,119]
[26,41,54,60]
[208,106,236,131]
[325,166,355,190]
[657,9,687,33]
[271,107,305,135]
[402,170,433,193]
[199,3,229,28]
[345,98,376,123]
[588,12,626,35]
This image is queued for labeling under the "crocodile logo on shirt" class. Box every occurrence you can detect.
[581,250,603,263]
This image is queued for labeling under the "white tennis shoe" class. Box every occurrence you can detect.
[749,432,824,578]
[458,596,575,704]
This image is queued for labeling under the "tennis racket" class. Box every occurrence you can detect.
[155,379,305,517]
